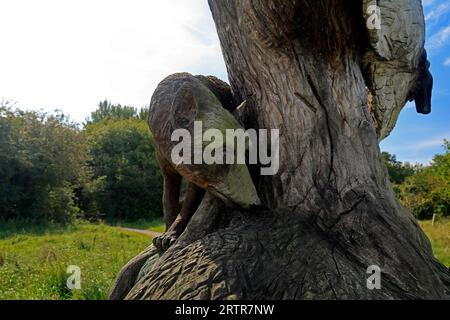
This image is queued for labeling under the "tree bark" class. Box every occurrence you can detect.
[113,0,450,299]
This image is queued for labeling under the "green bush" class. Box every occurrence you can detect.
[44,184,80,223]
[381,152,417,184]
[83,119,163,219]
[394,141,450,220]
[87,100,148,124]
[0,107,89,222]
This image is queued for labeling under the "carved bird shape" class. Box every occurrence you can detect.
[362,0,433,140]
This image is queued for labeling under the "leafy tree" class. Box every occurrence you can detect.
[0,107,90,222]
[87,100,148,124]
[83,119,162,220]
[381,152,417,184]
[397,141,450,220]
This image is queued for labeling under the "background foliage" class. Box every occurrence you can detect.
[0,101,162,223]
[382,141,449,220]
[83,118,162,219]
[0,106,89,222]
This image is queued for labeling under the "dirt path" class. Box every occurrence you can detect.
[120,227,162,238]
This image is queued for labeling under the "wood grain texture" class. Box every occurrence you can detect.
[113,0,449,300]
[362,0,427,139]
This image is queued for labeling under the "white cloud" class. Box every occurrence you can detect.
[428,24,450,50]
[413,136,449,149]
[385,134,449,152]
[0,0,227,122]
[423,0,435,7]
[381,133,449,164]
[425,3,450,22]
[445,56,450,66]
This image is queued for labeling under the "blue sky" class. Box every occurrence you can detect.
[380,0,450,163]
[0,0,448,164]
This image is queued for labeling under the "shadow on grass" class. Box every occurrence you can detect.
[0,219,81,240]
[0,215,165,240]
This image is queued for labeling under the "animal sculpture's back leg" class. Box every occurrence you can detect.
[178,182,206,229]
[163,173,182,230]
[160,158,182,230]
[153,166,181,253]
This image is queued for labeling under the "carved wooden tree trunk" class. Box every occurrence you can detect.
[113,0,450,299]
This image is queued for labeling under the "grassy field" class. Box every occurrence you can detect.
[0,218,447,300]
[0,221,156,300]
[419,219,449,267]
[108,217,165,233]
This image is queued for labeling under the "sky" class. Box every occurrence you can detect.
[380,0,450,163]
[0,0,448,164]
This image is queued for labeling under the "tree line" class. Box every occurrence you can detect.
[0,100,162,223]
[382,144,449,220]
[0,99,447,223]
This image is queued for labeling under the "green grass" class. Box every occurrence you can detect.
[0,218,446,300]
[419,219,449,267]
[0,221,152,300]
